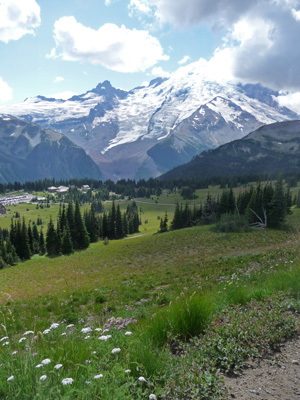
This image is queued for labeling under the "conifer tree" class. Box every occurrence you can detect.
[73,197,90,249]
[115,204,123,239]
[46,216,58,256]
[61,222,73,255]
[268,177,287,227]
[20,218,31,260]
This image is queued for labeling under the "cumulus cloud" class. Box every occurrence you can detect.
[128,0,152,16]
[50,16,168,73]
[0,77,13,103]
[178,55,190,65]
[151,66,171,77]
[0,0,40,43]
[54,76,64,83]
[142,0,300,91]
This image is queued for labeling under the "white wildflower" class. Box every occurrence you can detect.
[2,341,9,346]
[85,380,91,385]
[138,376,147,382]
[43,329,50,335]
[19,337,26,343]
[84,335,90,340]
[0,336,8,342]
[39,375,47,381]
[54,364,63,370]
[62,378,73,385]
[11,351,18,355]
[149,395,157,400]
[41,358,51,365]
[50,323,59,329]
[81,327,92,334]
[98,335,112,341]
[125,331,132,336]
[61,332,66,336]
[95,328,102,332]
[35,364,43,368]
[125,369,131,374]
[7,375,14,382]
[102,329,110,333]
[23,330,34,336]
[94,374,103,379]
[111,348,121,354]
[66,324,74,329]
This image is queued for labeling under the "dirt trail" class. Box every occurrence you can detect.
[224,335,300,399]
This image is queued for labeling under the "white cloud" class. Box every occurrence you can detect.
[0,0,40,43]
[151,66,171,78]
[277,91,300,114]
[54,76,64,83]
[144,0,300,91]
[128,0,152,16]
[50,16,169,73]
[178,55,190,65]
[47,91,77,100]
[0,77,13,103]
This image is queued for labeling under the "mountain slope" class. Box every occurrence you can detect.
[0,61,298,180]
[0,115,102,183]
[159,120,300,180]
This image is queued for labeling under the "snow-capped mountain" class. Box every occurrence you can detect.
[0,61,297,180]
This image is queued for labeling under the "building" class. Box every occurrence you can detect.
[81,185,90,190]
[57,186,69,194]
[47,186,58,193]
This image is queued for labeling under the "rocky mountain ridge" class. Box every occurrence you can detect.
[0,115,101,184]
[0,61,298,180]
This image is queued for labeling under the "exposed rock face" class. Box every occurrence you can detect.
[0,62,297,180]
[0,115,102,183]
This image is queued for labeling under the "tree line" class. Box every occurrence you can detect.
[166,178,292,232]
[0,199,141,267]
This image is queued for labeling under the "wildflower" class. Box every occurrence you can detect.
[41,358,51,365]
[98,335,112,341]
[39,375,47,381]
[111,348,121,354]
[85,380,91,385]
[84,335,90,340]
[54,364,63,370]
[61,332,66,336]
[50,323,59,329]
[149,395,157,400]
[43,329,50,335]
[19,337,26,343]
[102,329,110,333]
[35,364,43,368]
[125,331,132,336]
[66,324,74,329]
[92,351,97,354]
[85,360,91,364]
[81,327,92,334]
[2,341,9,346]
[62,378,74,385]
[95,328,102,332]
[23,330,34,336]
[125,369,131,374]
[94,374,103,379]
[7,375,14,382]
[32,352,37,357]
[0,336,8,342]
[138,376,147,382]
[12,351,18,355]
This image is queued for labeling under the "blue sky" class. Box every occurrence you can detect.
[1,0,300,109]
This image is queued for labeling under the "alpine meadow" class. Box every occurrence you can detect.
[1,0,300,399]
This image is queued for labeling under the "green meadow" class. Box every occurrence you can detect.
[0,189,300,398]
